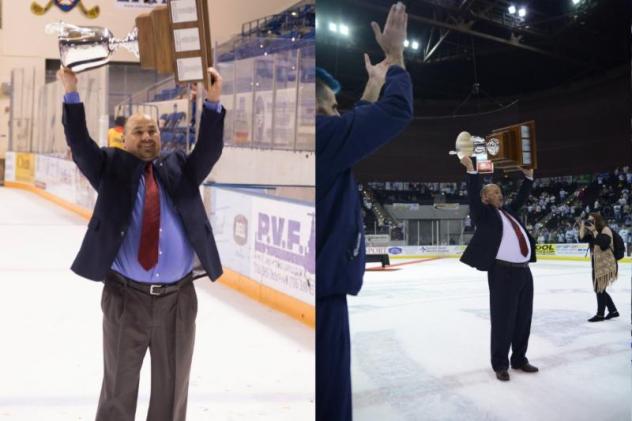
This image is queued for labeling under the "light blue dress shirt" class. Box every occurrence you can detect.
[64,92,221,283]
[111,170,195,284]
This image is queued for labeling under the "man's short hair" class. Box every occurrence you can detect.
[114,116,127,127]
[481,183,501,199]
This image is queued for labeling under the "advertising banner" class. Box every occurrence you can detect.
[250,196,315,305]
[5,152,16,182]
[553,243,589,257]
[207,187,315,305]
[368,243,603,261]
[115,0,168,9]
[417,245,466,256]
[535,244,556,256]
[367,247,388,255]
[208,187,253,277]
[15,153,35,183]
[35,155,96,209]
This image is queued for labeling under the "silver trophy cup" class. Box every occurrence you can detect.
[449,131,498,173]
[46,21,139,72]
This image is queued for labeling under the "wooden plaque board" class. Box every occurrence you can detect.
[135,13,156,70]
[135,6,176,74]
[134,1,210,82]
[152,6,176,74]
[486,120,537,171]
[168,0,213,87]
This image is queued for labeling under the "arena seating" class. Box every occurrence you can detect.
[362,167,632,244]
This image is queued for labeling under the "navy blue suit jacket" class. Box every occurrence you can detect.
[460,173,537,271]
[62,103,224,282]
[316,66,413,298]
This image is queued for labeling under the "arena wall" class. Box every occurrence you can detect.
[367,244,632,264]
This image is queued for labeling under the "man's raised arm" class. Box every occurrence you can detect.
[58,67,105,190]
[461,156,484,224]
[184,67,225,185]
[317,2,413,178]
[508,168,534,213]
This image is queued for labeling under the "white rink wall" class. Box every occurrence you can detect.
[366,244,632,263]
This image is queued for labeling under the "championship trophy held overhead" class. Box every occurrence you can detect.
[45,0,213,86]
[450,121,538,174]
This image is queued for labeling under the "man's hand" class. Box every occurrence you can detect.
[57,66,78,93]
[460,156,475,172]
[361,53,389,102]
[205,67,222,102]
[370,2,407,68]
[520,167,534,179]
[364,53,389,85]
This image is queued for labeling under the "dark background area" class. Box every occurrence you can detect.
[316,0,632,181]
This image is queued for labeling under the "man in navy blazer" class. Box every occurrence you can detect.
[459,155,539,382]
[316,3,413,419]
[58,66,224,420]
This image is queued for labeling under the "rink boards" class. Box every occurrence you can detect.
[367,243,632,264]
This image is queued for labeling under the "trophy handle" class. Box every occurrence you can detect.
[45,21,84,36]
[110,27,140,58]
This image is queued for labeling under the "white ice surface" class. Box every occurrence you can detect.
[351,258,631,421]
[0,187,314,420]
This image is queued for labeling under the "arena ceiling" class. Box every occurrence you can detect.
[316,0,632,180]
[317,0,630,105]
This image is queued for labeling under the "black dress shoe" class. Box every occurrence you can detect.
[605,311,619,320]
[515,363,539,373]
[495,370,510,381]
[588,315,605,322]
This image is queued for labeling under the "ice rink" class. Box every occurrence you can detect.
[0,187,314,420]
[350,257,631,421]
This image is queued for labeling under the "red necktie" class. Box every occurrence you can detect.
[138,163,160,270]
[501,209,528,257]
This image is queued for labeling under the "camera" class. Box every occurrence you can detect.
[584,220,593,227]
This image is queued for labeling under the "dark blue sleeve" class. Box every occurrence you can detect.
[508,177,533,213]
[317,65,413,175]
[62,103,106,190]
[466,173,484,224]
[183,107,225,185]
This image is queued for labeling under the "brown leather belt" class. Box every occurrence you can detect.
[106,271,193,296]
[495,259,529,268]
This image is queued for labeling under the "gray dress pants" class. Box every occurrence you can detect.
[95,272,197,421]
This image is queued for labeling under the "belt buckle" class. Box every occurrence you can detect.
[150,285,163,296]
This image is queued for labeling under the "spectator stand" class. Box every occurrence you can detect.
[497,169,631,244]
[361,168,631,255]
[214,1,315,152]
